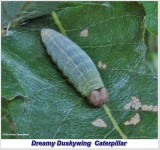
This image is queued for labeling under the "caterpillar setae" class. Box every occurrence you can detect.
[41,28,108,107]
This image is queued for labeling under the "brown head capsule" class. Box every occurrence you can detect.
[88,87,108,107]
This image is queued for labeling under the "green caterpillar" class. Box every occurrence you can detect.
[41,28,108,107]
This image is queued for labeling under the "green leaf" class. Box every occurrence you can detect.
[1,98,16,139]
[2,65,26,100]
[1,1,60,28]
[141,2,158,35]
[2,2,157,139]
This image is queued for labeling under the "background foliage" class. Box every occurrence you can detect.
[1,1,157,139]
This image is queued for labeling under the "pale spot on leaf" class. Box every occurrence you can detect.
[134,102,142,110]
[98,61,103,68]
[97,61,107,70]
[141,104,157,112]
[124,113,140,126]
[131,103,136,109]
[101,64,106,69]
[147,105,153,111]
[152,106,158,112]
[124,96,141,111]
[92,118,107,128]
[124,96,157,126]
[131,96,140,103]
[141,104,148,111]
[124,102,132,110]
[80,28,88,37]
[131,96,140,109]
[124,121,130,125]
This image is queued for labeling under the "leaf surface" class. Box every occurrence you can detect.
[1,1,60,27]
[142,2,158,35]
[2,2,157,139]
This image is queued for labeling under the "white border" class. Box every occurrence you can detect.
[0,139,158,149]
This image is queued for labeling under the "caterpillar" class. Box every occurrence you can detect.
[41,28,108,107]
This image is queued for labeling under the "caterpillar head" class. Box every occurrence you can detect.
[88,87,108,107]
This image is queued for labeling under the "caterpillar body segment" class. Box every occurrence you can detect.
[41,29,108,107]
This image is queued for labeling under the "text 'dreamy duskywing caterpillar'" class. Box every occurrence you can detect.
[41,28,108,107]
